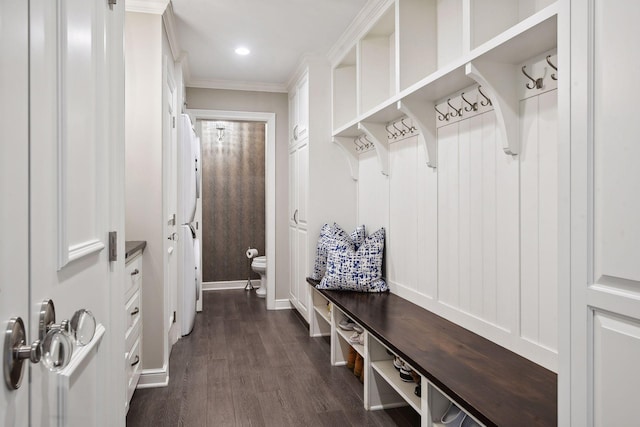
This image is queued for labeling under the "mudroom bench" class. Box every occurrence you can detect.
[306,278,557,427]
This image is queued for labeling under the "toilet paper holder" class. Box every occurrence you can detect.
[245,247,257,290]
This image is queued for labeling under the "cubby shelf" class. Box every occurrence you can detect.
[313,305,331,325]
[331,2,558,173]
[336,326,365,356]
[371,360,421,414]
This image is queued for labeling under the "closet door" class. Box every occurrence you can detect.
[288,147,298,305]
[295,140,309,319]
[566,1,640,425]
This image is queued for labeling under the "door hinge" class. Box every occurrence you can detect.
[108,0,116,6]
[172,116,176,128]
[108,231,117,262]
[173,311,177,323]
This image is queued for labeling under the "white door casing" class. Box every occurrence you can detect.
[164,56,179,348]
[564,1,640,425]
[0,0,30,424]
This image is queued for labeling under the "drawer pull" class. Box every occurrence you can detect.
[130,307,139,316]
[130,269,139,276]
[130,355,140,367]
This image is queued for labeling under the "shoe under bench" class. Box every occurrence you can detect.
[306,278,557,427]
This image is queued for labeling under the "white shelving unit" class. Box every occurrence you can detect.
[331,0,558,173]
[310,287,331,337]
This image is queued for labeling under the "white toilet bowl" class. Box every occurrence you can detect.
[251,256,267,298]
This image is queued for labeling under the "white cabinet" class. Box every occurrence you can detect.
[287,61,357,323]
[124,249,143,412]
[289,72,309,144]
[288,139,309,319]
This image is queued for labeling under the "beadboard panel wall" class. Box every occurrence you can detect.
[520,89,558,352]
[356,101,558,370]
[437,112,519,333]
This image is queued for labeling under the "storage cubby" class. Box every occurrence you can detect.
[367,335,421,412]
[331,308,365,365]
[359,4,396,114]
[310,287,331,337]
[333,47,358,131]
[470,0,557,50]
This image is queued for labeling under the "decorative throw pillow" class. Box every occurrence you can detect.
[310,223,366,281]
[316,228,387,292]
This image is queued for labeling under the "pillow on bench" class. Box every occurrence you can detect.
[310,223,366,281]
[317,227,387,292]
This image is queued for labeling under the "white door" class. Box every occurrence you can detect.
[565,1,640,425]
[0,0,30,424]
[164,57,179,347]
[2,0,126,425]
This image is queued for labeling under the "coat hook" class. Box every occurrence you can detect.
[400,118,414,133]
[447,98,461,117]
[363,135,374,148]
[392,121,405,136]
[546,55,558,81]
[353,137,363,151]
[461,92,478,112]
[522,65,543,89]
[434,105,449,121]
[478,86,492,107]
[385,124,395,139]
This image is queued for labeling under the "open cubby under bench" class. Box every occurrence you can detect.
[306,278,557,427]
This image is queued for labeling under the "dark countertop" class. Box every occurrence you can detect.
[307,278,557,427]
[125,240,146,261]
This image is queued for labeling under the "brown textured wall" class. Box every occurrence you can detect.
[201,120,265,282]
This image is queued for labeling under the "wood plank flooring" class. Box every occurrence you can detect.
[126,290,419,427]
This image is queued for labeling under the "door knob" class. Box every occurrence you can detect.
[4,317,41,390]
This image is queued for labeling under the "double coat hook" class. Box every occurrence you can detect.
[522,65,543,89]
[546,55,558,81]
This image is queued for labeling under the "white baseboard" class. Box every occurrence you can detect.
[137,367,169,389]
[274,299,292,310]
[202,280,260,291]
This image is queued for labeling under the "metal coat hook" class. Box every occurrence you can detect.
[447,98,461,117]
[461,92,478,112]
[392,121,405,136]
[362,135,374,148]
[478,86,492,107]
[546,55,558,81]
[522,65,543,89]
[353,136,364,151]
[385,124,396,139]
[401,118,415,133]
[434,105,449,121]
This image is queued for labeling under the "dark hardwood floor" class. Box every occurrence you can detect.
[126,290,419,427]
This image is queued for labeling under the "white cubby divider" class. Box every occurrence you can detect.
[332,47,358,130]
[310,287,331,337]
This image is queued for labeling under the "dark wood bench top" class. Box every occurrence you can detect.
[307,278,557,427]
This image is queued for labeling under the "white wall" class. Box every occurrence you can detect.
[125,11,165,370]
[355,87,559,371]
[185,88,290,300]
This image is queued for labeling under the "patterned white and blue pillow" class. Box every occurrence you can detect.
[317,228,387,292]
[310,223,366,281]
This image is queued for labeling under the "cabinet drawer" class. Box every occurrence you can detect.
[124,255,142,300]
[125,290,141,345]
[125,334,142,405]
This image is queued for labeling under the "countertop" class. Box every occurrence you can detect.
[125,240,146,261]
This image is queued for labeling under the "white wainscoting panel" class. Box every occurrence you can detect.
[520,89,558,352]
[592,311,640,426]
[358,150,389,235]
[437,111,518,332]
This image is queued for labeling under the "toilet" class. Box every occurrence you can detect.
[251,256,267,298]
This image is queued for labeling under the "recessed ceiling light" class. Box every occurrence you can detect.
[235,47,250,56]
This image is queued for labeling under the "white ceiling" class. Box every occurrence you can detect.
[169,0,370,91]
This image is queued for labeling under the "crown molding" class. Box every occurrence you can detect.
[126,0,170,14]
[326,0,394,67]
[162,2,181,60]
[285,54,328,91]
[186,78,288,94]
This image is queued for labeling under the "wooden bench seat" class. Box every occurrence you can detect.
[307,278,557,426]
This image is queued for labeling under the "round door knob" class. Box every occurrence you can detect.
[40,328,73,372]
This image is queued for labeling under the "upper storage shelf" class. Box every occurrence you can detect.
[331,1,558,171]
[332,0,558,135]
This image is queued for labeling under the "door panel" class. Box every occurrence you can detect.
[0,0,30,424]
[28,0,124,424]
